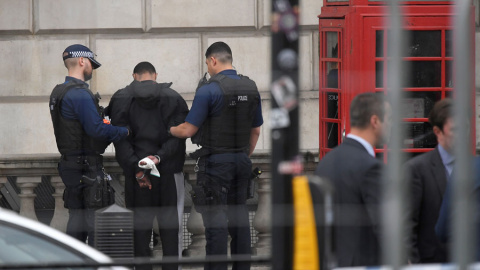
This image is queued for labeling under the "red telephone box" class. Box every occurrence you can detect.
[318,0,475,158]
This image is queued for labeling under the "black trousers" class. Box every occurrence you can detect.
[199,153,252,270]
[57,155,104,246]
[126,172,182,270]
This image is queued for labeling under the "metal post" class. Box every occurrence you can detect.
[452,0,475,267]
[270,0,300,269]
[382,0,408,268]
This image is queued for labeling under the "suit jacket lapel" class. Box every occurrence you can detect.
[430,147,447,197]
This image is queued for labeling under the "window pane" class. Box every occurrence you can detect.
[376,61,384,88]
[405,30,441,57]
[326,32,339,58]
[376,30,384,57]
[404,122,437,148]
[445,60,453,87]
[402,91,441,118]
[404,61,441,87]
[476,1,480,27]
[326,62,339,88]
[326,122,339,148]
[445,30,453,57]
[326,92,339,119]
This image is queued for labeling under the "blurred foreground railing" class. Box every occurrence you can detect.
[0,151,318,259]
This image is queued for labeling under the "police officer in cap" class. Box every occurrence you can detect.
[49,44,129,246]
[170,41,263,270]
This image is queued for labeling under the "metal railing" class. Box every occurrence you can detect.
[381,0,476,268]
[0,151,319,269]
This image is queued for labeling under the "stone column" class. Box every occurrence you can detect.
[152,217,163,258]
[184,173,206,256]
[185,205,206,256]
[116,174,125,187]
[16,176,42,221]
[49,176,68,232]
[252,173,271,255]
[0,177,6,201]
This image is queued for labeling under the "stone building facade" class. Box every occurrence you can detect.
[1,0,480,266]
[1,0,480,154]
[0,0,322,156]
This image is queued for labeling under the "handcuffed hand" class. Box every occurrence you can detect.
[141,155,160,165]
[135,171,152,189]
[138,156,160,177]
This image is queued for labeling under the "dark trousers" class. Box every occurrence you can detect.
[200,153,252,270]
[57,156,103,246]
[126,173,181,270]
[67,208,96,246]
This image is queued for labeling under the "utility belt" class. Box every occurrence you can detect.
[191,155,227,213]
[61,154,103,167]
[60,154,114,209]
[190,148,259,213]
[189,146,248,160]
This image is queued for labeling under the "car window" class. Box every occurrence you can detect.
[0,223,94,269]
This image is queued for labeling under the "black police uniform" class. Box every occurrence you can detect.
[50,77,127,245]
[190,72,260,270]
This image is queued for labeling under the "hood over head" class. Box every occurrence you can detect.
[131,80,173,109]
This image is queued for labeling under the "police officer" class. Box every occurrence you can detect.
[170,42,263,270]
[49,44,129,246]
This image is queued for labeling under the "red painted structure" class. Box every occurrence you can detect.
[318,0,475,159]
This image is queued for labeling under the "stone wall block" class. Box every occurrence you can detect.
[206,36,271,92]
[259,99,271,152]
[0,0,31,33]
[299,95,320,151]
[150,0,256,29]
[205,34,314,92]
[37,0,143,32]
[95,37,201,95]
[299,32,315,91]
[255,94,319,153]
[261,0,323,28]
[0,103,58,155]
[0,37,88,97]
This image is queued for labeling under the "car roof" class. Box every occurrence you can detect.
[0,207,113,263]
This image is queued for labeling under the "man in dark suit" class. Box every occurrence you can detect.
[315,93,391,267]
[404,98,454,263]
[435,157,480,260]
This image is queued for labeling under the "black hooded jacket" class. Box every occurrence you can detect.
[106,80,189,176]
